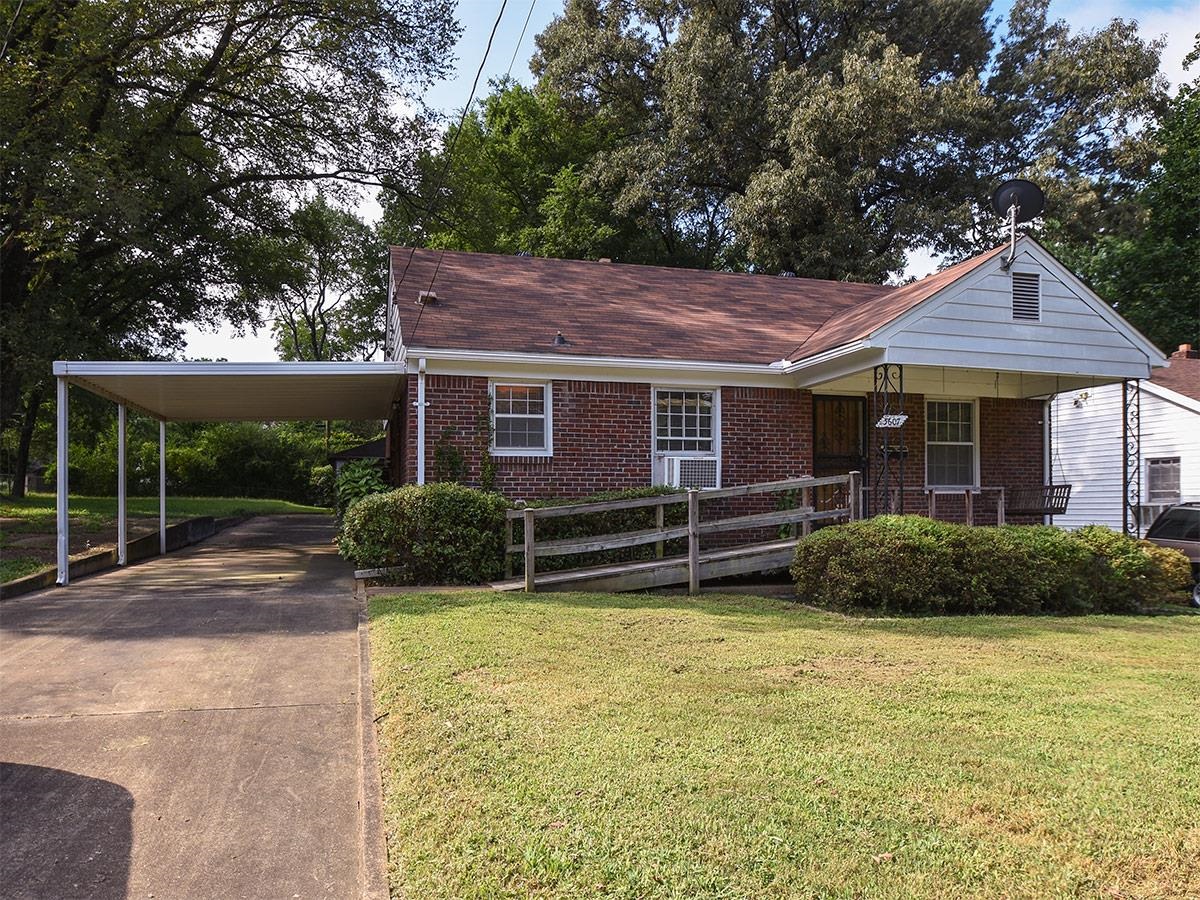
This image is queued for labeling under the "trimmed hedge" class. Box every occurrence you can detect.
[514,487,687,573]
[337,483,509,584]
[791,516,1190,615]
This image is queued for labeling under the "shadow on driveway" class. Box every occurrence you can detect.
[1,763,133,900]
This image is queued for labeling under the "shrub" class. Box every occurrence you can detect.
[513,487,687,573]
[335,459,387,517]
[337,483,509,584]
[1070,525,1192,606]
[309,464,336,507]
[790,516,1182,615]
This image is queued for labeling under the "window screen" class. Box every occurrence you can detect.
[493,384,549,451]
[926,401,975,487]
[654,390,714,453]
[1147,457,1181,503]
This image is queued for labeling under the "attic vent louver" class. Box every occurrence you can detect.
[1011,271,1040,321]
[417,290,437,305]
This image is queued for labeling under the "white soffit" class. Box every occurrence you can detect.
[53,362,405,421]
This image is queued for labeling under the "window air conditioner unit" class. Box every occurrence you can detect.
[662,456,719,490]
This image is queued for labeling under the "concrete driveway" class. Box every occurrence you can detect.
[0,515,377,899]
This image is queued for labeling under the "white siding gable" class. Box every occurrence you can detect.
[876,241,1161,380]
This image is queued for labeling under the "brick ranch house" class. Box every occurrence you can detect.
[382,236,1166,521]
[50,234,1169,583]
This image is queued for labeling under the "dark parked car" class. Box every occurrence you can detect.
[1145,503,1200,607]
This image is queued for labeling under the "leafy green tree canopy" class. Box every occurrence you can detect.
[0,0,457,494]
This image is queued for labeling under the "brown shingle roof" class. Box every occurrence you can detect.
[390,245,1003,365]
[1152,353,1200,402]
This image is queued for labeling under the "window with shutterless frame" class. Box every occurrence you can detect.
[491,383,552,455]
[1147,457,1181,503]
[926,400,977,487]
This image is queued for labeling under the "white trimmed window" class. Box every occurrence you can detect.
[926,400,977,487]
[653,389,720,488]
[1147,457,1181,503]
[492,383,552,455]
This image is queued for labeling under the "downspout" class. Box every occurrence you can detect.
[415,357,427,485]
[1043,398,1052,526]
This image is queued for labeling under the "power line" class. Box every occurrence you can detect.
[400,0,511,344]
[506,0,538,79]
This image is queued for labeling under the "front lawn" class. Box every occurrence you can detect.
[370,591,1200,899]
[1,493,329,582]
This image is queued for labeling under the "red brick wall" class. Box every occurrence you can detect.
[865,393,1044,523]
[400,377,812,500]
[394,378,1044,522]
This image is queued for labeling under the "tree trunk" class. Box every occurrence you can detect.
[10,388,44,499]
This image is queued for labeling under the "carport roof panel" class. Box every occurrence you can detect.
[53,361,405,421]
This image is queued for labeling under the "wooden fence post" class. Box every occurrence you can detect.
[505,517,514,578]
[687,489,700,595]
[523,508,536,593]
[655,501,665,559]
[848,471,862,521]
[927,489,936,519]
[801,486,812,537]
[964,489,974,527]
[997,488,1006,526]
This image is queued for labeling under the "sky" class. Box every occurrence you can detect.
[182,0,1198,361]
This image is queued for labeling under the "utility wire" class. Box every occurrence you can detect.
[506,0,538,78]
[400,0,511,344]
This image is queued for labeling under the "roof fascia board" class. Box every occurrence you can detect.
[780,340,871,374]
[882,345,1151,380]
[787,346,888,388]
[53,361,404,377]
[409,347,790,388]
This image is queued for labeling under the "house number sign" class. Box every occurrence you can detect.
[875,414,909,429]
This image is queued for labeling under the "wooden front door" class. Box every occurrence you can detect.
[813,396,866,510]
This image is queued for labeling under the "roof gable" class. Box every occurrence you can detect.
[872,238,1164,380]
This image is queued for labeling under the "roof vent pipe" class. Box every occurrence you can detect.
[552,331,569,347]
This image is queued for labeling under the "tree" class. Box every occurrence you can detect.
[251,196,387,362]
[0,0,457,495]
[530,0,1167,277]
[1048,66,1200,352]
[380,79,665,262]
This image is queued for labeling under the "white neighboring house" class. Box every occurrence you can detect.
[1052,345,1200,534]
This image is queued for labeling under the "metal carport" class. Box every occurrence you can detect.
[51,361,405,585]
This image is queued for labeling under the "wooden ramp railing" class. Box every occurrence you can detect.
[492,472,862,594]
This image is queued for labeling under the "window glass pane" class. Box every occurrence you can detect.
[927,444,974,486]
[1147,458,1181,502]
[654,390,714,452]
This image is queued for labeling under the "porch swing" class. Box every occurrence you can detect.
[1004,484,1072,517]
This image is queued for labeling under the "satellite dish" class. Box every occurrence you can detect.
[990,179,1045,223]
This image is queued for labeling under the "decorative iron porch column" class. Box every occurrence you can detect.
[870,363,907,515]
[1121,379,1141,536]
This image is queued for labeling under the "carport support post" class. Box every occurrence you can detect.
[117,404,127,565]
[56,376,69,585]
[159,419,167,555]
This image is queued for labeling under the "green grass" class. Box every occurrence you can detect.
[369,591,1200,899]
[0,556,46,582]
[1,492,328,527]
